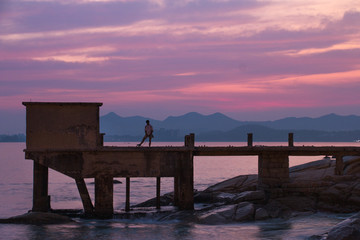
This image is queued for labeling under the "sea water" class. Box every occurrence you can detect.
[0,142,358,240]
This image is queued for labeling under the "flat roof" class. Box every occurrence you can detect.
[22,102,103,106]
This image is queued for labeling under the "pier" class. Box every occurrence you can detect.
[23,102,360,218]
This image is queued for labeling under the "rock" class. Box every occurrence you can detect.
[0,212,74,224]
[198,202,255,224]
[290,159,332,173]
[204,175,258,193]
[255,208,269,220]
[198,204,236,224]
[233,190,266,203]
[194,191,215,203]
[233,202,255,221]
[157,210,198,222]
[214,192,237,203]
[325,212,360,240]
[133,192,174,207]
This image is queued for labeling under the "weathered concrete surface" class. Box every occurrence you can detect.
[0,212,74,224]
[23,102,102,150]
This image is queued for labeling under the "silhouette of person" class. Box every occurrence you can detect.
[137,120,153,147]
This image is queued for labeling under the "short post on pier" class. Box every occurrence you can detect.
[247,133,253,147]
[288,133,294,147]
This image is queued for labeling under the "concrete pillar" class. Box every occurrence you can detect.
[156,177,161,209]
[94,175,113,218]
[173,176,179,206]
[75,178,94,215]
[335,155,344,175]
[247,133,253,147]
[175,134,194,210]
[288,133,294,147]
[32,161,50,212]
[125,177,130,212]
[258,152,289,190]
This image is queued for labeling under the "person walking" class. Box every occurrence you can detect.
[137,120,154,147]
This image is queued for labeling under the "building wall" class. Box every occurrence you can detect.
[23,102,102,150]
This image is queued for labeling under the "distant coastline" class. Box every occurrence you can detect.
[0,134,25,142]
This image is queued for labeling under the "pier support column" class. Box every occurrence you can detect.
[258,152,289,196]
[75,178,94,215]
[95,175,113,218]
[335,155,344,175]
[156,177,161,209]
[125,177,130,212]
[174,133,194,210]
[32,161,50,212]
[173,176,179,206]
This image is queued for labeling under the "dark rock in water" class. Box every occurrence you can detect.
[0,212,74,224]
[326,212,360,240]
[254,208,269,220]
[310,212,360,240]
[132,192,174,207]
[233,190,266,203]
[194,191,216,203]
[197,202,255,224]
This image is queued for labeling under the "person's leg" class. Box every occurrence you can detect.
[149,136,152,147]
[138,135,147,146]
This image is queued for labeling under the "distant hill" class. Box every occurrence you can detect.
[256,113,360,131]
[2,112,360,142]
[100,112,360,142]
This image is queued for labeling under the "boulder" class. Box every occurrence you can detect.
[325,212,360,240]
[198,204,237,224]
[254,208,269,220]
[233,202,255,221]
[204,175,257,193]
[233,190,266,203]
[198,202,255,224]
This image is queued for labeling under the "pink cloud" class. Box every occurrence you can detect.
[1,0,360,121]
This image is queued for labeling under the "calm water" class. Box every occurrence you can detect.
[0,142,358,240]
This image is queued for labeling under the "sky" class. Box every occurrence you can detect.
[1,0,360,133]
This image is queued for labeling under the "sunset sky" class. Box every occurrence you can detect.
[1,0,360,131]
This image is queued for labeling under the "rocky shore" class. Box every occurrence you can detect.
[135,156,360,239]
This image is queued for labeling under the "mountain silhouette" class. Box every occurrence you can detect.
[99,112,360,142]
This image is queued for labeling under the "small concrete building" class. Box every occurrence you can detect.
[23,102,103,150]
[23,102,194,218]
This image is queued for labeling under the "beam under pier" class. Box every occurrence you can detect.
[75,178,94,215]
